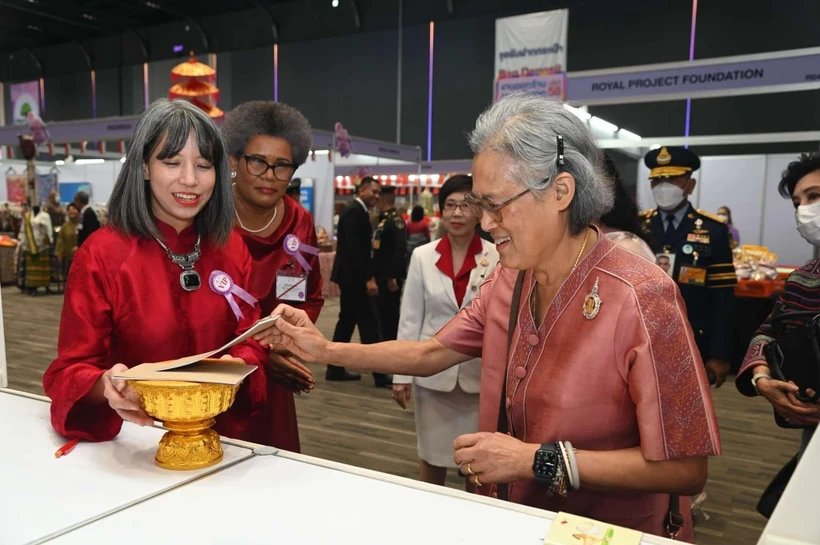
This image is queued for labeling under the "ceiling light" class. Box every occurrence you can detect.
[332,0,339,6]
[76,158,105,165]
[55,160,65,166]
[590,116,618,133]
[618,128,641,141]
[563,103,591,121]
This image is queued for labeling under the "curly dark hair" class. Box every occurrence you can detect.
[221,101,313,166]
[778,152,820,199]
[599,153,651,244]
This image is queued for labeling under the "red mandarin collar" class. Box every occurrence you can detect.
[155,219,199,252]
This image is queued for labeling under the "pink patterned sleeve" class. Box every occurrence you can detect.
[619,274,721,461]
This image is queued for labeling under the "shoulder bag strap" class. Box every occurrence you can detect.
[496,270,526,501]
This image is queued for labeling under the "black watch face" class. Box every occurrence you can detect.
[535,448,558,479]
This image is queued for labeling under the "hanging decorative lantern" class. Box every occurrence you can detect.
[169,52,224,121]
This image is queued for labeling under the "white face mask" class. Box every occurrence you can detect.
[796,200,820,246]
[652,182,686,211]
[718,214,729,223]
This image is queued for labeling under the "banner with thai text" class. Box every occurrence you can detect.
[494,10,568,100]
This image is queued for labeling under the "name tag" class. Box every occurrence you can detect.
[678,266,707,286]
[686,233,710,244]
[276,272,307,302]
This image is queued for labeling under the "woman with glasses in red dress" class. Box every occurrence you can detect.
[222,101,324,452]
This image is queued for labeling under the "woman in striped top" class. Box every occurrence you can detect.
[737,152,820,457]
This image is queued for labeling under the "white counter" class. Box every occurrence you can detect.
[758,429,820,545]
[2,389,677,545]
[0,390,253,545]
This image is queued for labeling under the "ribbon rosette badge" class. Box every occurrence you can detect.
[209,270,258,321]
[284,234,319,272]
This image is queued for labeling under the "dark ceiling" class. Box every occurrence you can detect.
[0,0,574,55]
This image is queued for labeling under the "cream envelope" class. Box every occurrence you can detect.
[113,315,279,386]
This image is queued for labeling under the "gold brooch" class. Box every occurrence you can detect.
[480,258,489,266]
[583,277,601,320]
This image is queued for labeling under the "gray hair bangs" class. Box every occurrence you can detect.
[108,99,234,246]
[468,93,614,235]
[222,101,313,166]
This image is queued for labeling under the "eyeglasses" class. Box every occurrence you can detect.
[442,201,472,213]
[464,188,532,223]
[242,154,297,182]
[464,135,565,223]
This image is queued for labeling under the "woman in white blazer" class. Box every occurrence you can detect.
[393,175,499,489]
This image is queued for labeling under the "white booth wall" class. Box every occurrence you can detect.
[636,153,814,267]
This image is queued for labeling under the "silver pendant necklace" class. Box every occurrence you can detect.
[235,204,278,234]
[155,234,202,291]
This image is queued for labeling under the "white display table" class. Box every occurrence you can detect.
[2,389,678,545]
[0,390,253,545]
[758,430,820,545]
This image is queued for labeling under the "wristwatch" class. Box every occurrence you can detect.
[751,372,772,395]
[532,443,559,485]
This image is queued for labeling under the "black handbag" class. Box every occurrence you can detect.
[763,302,820,429]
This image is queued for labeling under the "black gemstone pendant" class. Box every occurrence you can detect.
[180,270,201,291]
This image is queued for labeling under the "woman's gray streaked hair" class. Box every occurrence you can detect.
[107,98,234,246]
[221,101,312,166]
[468,93,614,235]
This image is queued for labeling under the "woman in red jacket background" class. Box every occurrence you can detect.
[222,101,324,452]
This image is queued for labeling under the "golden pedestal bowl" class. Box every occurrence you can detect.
[128,379,240,471]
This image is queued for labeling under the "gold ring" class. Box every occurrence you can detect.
[465,462,473,475]
[474,474,482,487]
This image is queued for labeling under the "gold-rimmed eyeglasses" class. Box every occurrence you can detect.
[463,187,533,223]
[464,134,566,223]
[242,154,297,182]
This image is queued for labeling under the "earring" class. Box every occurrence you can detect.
[230,171,237,179]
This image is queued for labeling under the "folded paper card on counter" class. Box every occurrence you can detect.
[545,512,642,545]
[113,315,279,385]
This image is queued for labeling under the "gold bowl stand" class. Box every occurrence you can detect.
[128,379,240,471]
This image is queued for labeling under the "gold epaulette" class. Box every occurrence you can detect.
[696,209,727,224]
[639,209,656,218]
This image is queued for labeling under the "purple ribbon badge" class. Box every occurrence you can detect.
[209,270,258,321]
[283,234,319,272]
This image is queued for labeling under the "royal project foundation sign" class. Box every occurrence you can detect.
[494,10,569,101]
[566,47,820,105]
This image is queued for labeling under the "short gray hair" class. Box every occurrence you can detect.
[221,101,312,166]
[108,99,234,246]
[468,93,614,235]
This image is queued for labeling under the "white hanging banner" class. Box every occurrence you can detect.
[494,9,569,101]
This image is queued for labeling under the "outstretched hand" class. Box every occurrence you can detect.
[253,305,331,363]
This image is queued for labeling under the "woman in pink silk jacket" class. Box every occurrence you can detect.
[258,94,720,542]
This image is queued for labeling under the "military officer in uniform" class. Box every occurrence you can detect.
[641,146,737,387]
[373,186,408,353]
